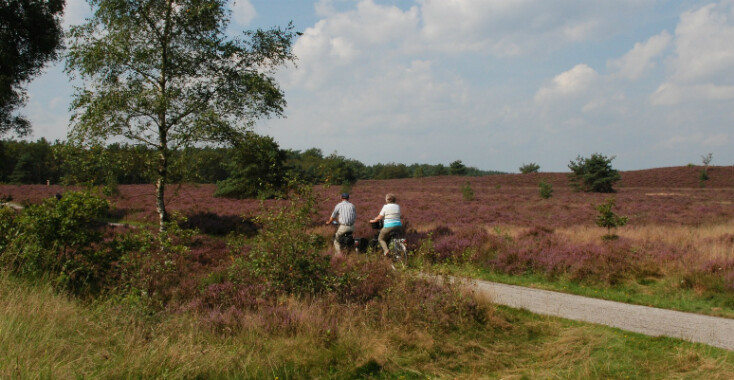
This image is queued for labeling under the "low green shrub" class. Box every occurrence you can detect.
[0,191,115,294]
[229,186,333,297]
[461,182,474,201]
[595,198,628,240]
[519,162,540,174]
[539,179,553,199]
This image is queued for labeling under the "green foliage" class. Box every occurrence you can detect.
[173,146,229,184]
[594,198,628,240]
[700,169,710,183]
[108,216,199,309]
[57,142,155,186]
[1,0,65,136]
[66,0,296,230]
[450,160,467,175]
[0,207,17,253]
[568,153,621,193]
[371,162,410,180]
[214,133,288,199]
[519,162,540,174]
[284,149,365,185]
[461,182,474,201]
[0,191,116,294]
[539,179,553,199]
[229,186,332,296]
[0,139,60,184]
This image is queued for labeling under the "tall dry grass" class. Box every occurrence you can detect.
[556,221,734,260]
[4,271,734,379]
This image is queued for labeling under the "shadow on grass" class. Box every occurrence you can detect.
[180,211,257,237]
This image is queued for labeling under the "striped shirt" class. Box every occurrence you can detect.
[331,200,356,226]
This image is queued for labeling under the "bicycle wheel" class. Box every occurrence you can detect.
[388,238,408,267]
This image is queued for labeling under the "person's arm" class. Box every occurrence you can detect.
[370,204,387,223]
[369,214,384,223]
[326,206,338,225]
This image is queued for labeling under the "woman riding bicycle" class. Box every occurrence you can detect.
[369,193,402,256]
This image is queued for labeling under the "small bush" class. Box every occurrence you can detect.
[229,186,333,296]
[568,153,620,193]
[595,198,628,240]
[0,191,115,294]
[699,169,709,183]
[519,162,540,174]
[539,179,553,199]
[110,217,201,309]
[461,182,474,201]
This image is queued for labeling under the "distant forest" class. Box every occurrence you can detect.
[0,138,502,196]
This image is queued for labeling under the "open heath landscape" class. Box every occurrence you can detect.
[2,166,734,378]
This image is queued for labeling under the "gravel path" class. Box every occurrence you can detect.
[467,279,734,351]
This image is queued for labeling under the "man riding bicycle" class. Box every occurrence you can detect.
[325,193,356,253]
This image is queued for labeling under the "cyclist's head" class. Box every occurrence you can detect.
[385,193,396,203]
[341,193,350,200]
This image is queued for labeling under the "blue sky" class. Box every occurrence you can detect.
[20,0,734,172]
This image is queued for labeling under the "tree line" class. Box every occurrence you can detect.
[0,138,501,197]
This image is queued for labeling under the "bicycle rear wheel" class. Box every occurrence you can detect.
[388,238,407,267]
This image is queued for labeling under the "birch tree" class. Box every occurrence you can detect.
[66,0,296,232]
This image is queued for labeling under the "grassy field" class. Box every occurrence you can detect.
[3,272,734,379]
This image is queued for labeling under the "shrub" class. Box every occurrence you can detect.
[461,182,474,201]
[229,186,333,296]
[214,132,288,199]
[568,153,620,193]
[519,162,540,174]
[699,169,709,183]
[110,216,202,308]
[0,191,115,294]
[539,179,553,199]
[594,198,628,240]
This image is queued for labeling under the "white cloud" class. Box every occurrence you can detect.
[534,64,599,104]
[703,133,730,147]
[651,82,734,106]
[288,0,419,90]
[315,0,336,17]
[671,2,734,83]
[656,132,731,149]
[608,31,671,80]
[416,0,659,55]
[231,0,256,26]
[652,2,734,106]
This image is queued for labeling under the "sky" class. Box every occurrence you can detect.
[19,0,734,172]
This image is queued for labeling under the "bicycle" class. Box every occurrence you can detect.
[370,220,407,267]
[332,222,368,254]
[331,221,408,267]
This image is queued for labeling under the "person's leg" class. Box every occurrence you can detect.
[334,225,354,252]
[378,226,397,255]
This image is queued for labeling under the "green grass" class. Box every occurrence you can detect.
[3,272,734,379]
[439,264,734,319]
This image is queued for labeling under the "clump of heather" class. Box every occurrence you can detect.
[680,258,734,293]
[431,227,490,263]
[485,228,659,285]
